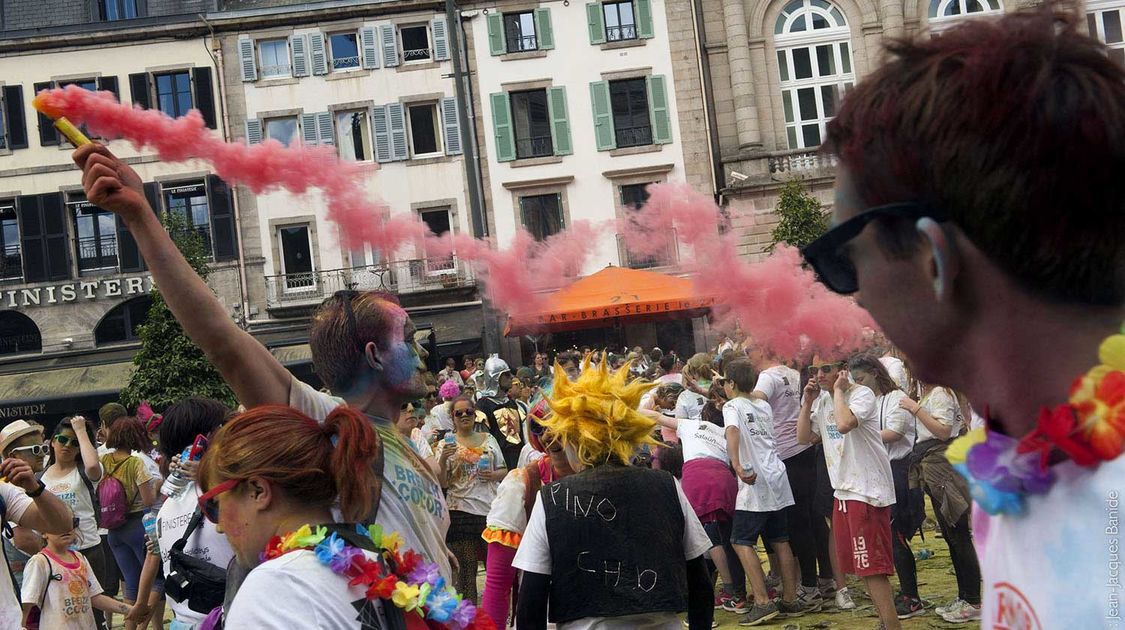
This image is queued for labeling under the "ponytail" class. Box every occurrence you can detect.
[323,406,380,521]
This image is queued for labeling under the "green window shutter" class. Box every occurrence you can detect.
[535,8,555,50]
[647,75,672,144]
[487,12,506,55]
[490,92,516,162]
[586,3,606,45]
[635,0,655,39]
[546,86,571,156]
[589,81,615,151]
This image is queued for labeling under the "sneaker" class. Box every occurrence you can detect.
[776,598,807,618]
[723,596,751,614]
[765,574,782,590]
[895,594,926,619]
[818,577,837,598]
[681,620,719,628]
[715,591,731,610]
[797,586,824,613]
[935,598,968,616]
[738,601,780,626]
[941,603,982,624]
[835,587,857,610]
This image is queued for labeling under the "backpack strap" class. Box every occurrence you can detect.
[37,553,59,610]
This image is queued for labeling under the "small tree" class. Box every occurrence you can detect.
[119,212,236,410]
[766,179,829,252]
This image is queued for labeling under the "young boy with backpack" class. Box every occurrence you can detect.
[21,519,132,629]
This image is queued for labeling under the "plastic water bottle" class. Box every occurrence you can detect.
[915,548,933,560]
[142,507,160,555]
[160,447,194,498]
[444,432,457,447]
[478,453,491,474]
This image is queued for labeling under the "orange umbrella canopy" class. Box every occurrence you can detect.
[505,266,718,336]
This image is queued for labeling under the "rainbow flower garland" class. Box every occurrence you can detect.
[948,328,1125,516]
[261,523,496,630]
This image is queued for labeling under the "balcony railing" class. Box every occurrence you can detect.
[615,125,652,148]
[506,34,538,52]
[264,256,476,309]
[260,64,292,78]
[331,56,360,70]
[403,48,431,61]
[76,236,118,272]
[616,229,679,270]
[767,149,838,176]
[606,25,637,41]
[515,135,554,160]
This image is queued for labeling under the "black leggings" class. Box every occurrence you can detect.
[783,447,825,588]
[889,457,922,599]
[927,483,982,605]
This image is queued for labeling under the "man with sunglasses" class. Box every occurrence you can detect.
[797,358,898,629]
[802,8,1125,628]
[0,421,50,589]
[72,143,453,582]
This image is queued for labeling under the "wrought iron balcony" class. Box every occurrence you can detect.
[403,48,431,61]
[515,135,554,160]
[506,34,538,52]
[264,256,476,309]
[331,56,361,70]
[615,125,653,148]
[606,25,637,41]
[616,228,679,270]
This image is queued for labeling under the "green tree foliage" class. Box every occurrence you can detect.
[119,212,236,410]
[767,180,829,253]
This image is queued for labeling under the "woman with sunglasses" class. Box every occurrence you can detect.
[437,395,507,604]
[42,415,114,630]
[197,404,491,628]
[395,401,440,477]
[99,417,158,624]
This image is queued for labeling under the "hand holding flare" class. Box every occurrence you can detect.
[31,93,92,148]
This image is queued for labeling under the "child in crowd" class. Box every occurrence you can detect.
[21,519,131,630]
[722,358,803,625]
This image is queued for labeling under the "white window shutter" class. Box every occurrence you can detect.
[300,113,319,145]
[238,38,257,82]
[432,17,449,61]
[360,26,380,69]
[373,105,392,162]
[316,111,335,145]
[291,35,309,77]
[381,25,399,67]
[441,96,461,155]
[245,119,263,144]
[387,102,408,160]
[310,33,329,75]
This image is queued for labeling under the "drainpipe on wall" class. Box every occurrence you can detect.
[690,0,725,202]
[201,14,252,328]
[446,0,487,239]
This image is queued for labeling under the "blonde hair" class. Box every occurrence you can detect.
[543,354,659,467]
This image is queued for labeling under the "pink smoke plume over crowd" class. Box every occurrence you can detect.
[37,85,873,356]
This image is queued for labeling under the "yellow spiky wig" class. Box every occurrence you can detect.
[542,353,659,468]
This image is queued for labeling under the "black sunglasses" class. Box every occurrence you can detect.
[801,202,946,295]
[807,363,844,375]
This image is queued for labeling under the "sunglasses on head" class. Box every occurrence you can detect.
[801,202,947,295]
[198,479,242,524]
[807,363,843,375]
[53,434,80,448]
[11,443,50,457]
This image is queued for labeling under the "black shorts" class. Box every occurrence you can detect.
[732,509,789,546]
[702,519,731,547]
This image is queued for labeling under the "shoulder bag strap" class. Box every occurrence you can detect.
[172,507,206,554]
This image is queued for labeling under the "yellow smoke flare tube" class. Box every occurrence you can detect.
[31,94,91,148]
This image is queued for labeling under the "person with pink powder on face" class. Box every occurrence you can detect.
[71,144,454,585]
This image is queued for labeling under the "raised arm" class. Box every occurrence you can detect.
[641,408,679,431]
[71,416,102,482]
[74,144,290,407]
[832,372,859,434]
[797,380,821,445]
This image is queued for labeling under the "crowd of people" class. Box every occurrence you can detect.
[0,6,1120,629]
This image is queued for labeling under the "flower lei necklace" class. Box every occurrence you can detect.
[261,523,496,630]
[947,327,1125,516]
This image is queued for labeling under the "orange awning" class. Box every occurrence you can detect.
[505,266,718,336]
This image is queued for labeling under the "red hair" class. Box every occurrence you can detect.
[200,405,380,521]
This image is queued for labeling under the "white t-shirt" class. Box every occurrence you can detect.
[512,478,713,630]
[916,387,960,443]
[41,465,102,550]
[876,390,915,462]
[0,482,34,627]
[443,434,505,516]
[517,443,545,468]
[156,482,236,625]
[722,397,794,512]
[675,419,728,463]
[753,365,807,461]
[21,550,103,630]
[673,390,707,423]
[226,548,389,628]
[879,356,910,392]
[289,378,452,580]
[810,387,895,507]
[976,456,1125,628]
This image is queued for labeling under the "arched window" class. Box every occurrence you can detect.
[94,296,153,346]
[929,0,1002,21]
[0,311,41,355]
[773,0,855,149]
